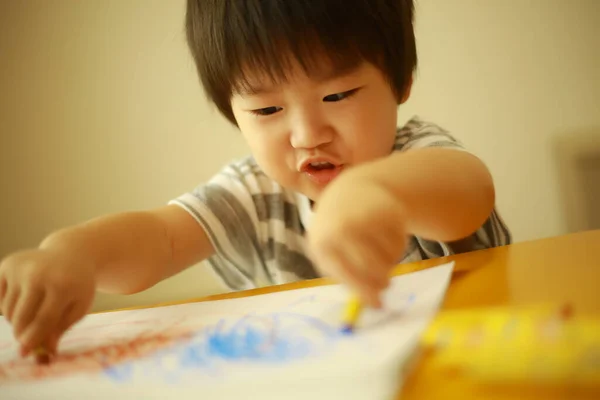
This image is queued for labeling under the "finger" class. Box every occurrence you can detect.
[318,236,389,291]
[22,297,90,358]
[20,344,52,363]
[45,333,60,357]
[12,289,45,339]
[46,296,88,356]
[382,222,408,262]
[339,235,392,288]
[349,248,391,287]
[0,277,7,305]
[368,233,405,278]
[19,292,64,352]
[316,248,383,308]
[47,300,86,355]
[309,233,386,306]
[28,331,61,361]
[29,297,88,357]
[361,227,408,284]
[368,216,407,260]
[315,227,388,289]
[2,286,20,322]
[57,300,87,335]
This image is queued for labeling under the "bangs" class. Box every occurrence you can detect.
[224,3,371,95]
[231,36,366,96]
[186,0,416,124]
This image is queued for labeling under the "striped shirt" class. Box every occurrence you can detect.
[170,116,511,291]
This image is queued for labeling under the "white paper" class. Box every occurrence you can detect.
[0,262,454,400]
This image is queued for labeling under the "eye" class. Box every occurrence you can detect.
[249,106,283,116]
[323,88,360,102]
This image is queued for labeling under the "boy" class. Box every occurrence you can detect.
[0,0,510,361]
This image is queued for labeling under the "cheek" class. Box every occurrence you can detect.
[232,104,297,186]
[346,97,398,161]
[251,140,282,169]
[238,121,294,182]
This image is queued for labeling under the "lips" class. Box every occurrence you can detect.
[299,157,345,185]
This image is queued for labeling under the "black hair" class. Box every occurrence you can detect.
[186,0,417,124]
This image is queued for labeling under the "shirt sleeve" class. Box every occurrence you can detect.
[394,117,468,152]
[395,117,512,258]
[168,160,275,291]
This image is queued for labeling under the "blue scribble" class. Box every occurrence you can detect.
[103,293,418,383]
[104,363,134,382]
[203,312,341,362]
[340,325,354,335]
[178,339,210,368]
[104,311,343,383]
[207,318,282,360]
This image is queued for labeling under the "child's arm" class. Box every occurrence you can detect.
[348,147,495,244]
[0,205,213,357]
[308,147,496,306]
[40,205,214,294]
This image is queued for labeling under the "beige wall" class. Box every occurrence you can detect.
[1,0,599,312]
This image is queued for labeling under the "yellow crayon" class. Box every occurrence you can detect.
[340,295,363,334]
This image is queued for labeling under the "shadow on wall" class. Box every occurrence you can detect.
[554,128,600,234]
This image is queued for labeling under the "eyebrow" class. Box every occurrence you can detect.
[236,63,363,96]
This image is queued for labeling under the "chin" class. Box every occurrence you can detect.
[307,187,325,203]
[295,185,320,202]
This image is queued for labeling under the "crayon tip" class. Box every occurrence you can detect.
[34,346,51,365]
[36,353,51,365]
[340,324,354,335]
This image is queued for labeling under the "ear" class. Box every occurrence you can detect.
[398,76,413,104]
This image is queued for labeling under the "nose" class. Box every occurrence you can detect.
[290,109,333,149]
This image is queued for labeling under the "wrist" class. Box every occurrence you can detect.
[353,164,411,211]
[40,228,100,274]
[341,170,412,233]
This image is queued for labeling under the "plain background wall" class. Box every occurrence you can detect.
[1,0,599,312]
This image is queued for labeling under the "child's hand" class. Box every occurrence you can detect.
[307,176,408,308]
[0,249,95,359]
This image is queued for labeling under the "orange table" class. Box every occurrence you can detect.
[399,230,600,399]
[135,230,600,399]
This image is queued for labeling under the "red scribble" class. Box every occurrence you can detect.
[72,318,157,334]
[0,328,195,384]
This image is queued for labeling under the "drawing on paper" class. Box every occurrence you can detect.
[0,320,193,383]
[0,289,419,385]
[0,294,366,384]
[105,311,345,383]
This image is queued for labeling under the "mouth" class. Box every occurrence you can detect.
[299,159,345,185]
[306,161,336,171]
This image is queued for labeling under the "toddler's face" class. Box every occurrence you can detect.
[231,57,408,201]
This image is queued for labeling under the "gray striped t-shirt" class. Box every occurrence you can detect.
[170,116,511,291]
